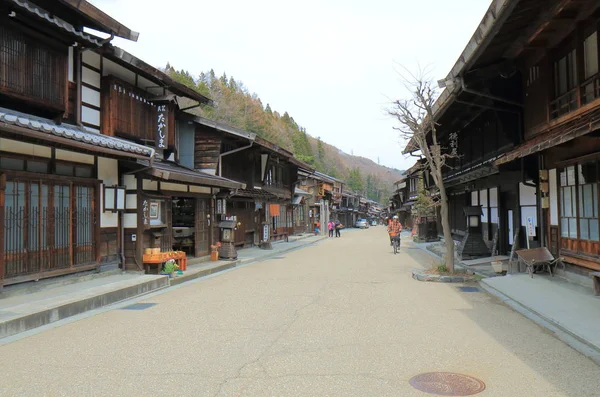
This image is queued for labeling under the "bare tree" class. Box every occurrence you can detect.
[389,71,455,271]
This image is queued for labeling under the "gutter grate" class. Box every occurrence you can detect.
[120,303,157,311]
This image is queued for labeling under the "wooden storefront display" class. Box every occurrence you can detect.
[142,250,187,274]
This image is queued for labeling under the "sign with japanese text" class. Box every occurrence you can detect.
[142,199,149,225]
[449,132,458,156]
[526,216,535,237]
[156,105,168,150]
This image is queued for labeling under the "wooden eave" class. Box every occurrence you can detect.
[97,45,212,104]
[55,0,139,41]
[495,104,600,166]
[403,0,600,154]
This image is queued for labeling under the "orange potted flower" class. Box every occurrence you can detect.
[210,242,221,262]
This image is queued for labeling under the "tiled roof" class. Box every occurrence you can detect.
[10,0,102,46]
[137,160,245,190]
[0,107,154,157]
[232,188,278,200]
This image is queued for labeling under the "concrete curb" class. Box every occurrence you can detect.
[0,276,169,339]
[412,269,475,283]
[413,241,494,279]
[479,280,600,366]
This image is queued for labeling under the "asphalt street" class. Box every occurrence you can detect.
[1,227,599,396]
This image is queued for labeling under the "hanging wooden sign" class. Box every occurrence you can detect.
[156,104,168,150]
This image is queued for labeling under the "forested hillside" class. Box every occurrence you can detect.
[166,66,404,203]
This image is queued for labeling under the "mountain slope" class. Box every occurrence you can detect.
[166,66,403,201]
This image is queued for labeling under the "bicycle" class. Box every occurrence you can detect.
[392,236,401,254]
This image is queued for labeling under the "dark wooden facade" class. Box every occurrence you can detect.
[193,119,309,247]
[492,1,600,274]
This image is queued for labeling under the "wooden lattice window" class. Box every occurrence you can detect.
[0,24,67,111]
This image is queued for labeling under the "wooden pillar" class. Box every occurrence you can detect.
[94,181,101,264]
[136,177,144,270]
[0,173,5,291]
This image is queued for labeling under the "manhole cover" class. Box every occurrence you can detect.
[458,286,479,292]
[120,303,156,311]
[409,372,485,396]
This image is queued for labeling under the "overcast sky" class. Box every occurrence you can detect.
[92,0,491,171]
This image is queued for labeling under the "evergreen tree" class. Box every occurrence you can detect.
[347,168,364,193]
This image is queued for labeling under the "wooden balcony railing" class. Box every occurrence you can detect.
[550,73,600,120]
[581,74,600,106]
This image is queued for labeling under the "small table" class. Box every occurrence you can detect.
[142,252,187,274]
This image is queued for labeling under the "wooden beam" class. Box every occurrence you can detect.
[504,0,573,59]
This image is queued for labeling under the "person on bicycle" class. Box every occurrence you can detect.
[387,215,402,248]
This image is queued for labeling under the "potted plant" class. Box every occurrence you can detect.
[210,242,221,262]
[161,259,179,278]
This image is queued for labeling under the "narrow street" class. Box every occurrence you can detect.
[1,228,599,397]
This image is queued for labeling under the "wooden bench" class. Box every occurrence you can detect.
[516,247,564,278]
[590,272,600,296]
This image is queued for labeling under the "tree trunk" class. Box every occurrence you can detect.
[437,171,455,272]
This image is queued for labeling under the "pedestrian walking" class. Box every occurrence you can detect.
[314,221,320,235]
[335,219,343,237]
[328,220,334,237]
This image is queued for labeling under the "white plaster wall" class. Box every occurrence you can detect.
[124,175,136,190]
[549,169,559,225]
[98,158,119,228]
[199,169,217,175]
[82,51,101,68]
[81,106,100,127]
[471,191,478,206]
[489,188,498,207]
[519,183,537,206]
[123,213,137,228]
[0,139,51,157]
[82,86,101,106]
[161,182,187,192]
[82,67,101,87]
[480,189,488,207]
[190,186,211,194]
[143,179,158,190]
[56,149,94,164]
[126,194,137,210]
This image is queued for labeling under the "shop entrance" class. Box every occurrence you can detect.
[172,197,210,257]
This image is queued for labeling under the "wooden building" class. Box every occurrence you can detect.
[0,0,148,286]
[192,116,313,247]
[0,0,247,286]
[404,0,600,283]
[492,0,600,282]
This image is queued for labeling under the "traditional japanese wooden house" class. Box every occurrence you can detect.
[339,190,359,228]
[402,0,551,257]
[191,116,312,248]
[292,186,312,235]
[0,0,143,286]
[492,0,600,282]
[0,0,247,285]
